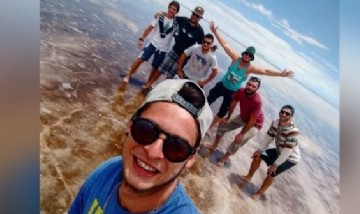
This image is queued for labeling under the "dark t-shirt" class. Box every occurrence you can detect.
[172,16,204,55]
[232,88,264,129]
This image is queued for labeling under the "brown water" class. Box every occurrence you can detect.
[40,0,339,213]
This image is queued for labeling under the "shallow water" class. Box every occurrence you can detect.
[40,0,339,213]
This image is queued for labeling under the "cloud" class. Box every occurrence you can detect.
[239,0,272,18]
[180,0,338,106]
[239,0,328,50]
[274,18,329,50]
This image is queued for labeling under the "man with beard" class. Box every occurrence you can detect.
[241,105,300,200]
[206,21,294,130]
[69,79,213,213]
[177,33,218,88]
[141,6,205,91]
[204,77,264,167]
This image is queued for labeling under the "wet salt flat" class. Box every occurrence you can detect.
[40,0,339,213]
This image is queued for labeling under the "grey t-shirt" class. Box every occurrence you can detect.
[183,44,217,81]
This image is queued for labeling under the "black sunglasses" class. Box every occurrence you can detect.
[243,52,254,60]
[280,110,292,116]
[192,12,202,18]
[130,117,196,163]
[250,76,261,83]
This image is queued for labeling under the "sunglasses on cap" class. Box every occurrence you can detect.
[249,76,261,83]
[130,117,196,163]
[280,110,292,116]
[192,12,202,19]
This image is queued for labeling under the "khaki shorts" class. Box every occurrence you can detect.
[216,115,258,155]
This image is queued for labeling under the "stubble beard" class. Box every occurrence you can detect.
[122,162,187,195]
[190,18,198,25]
[245,88,255,96]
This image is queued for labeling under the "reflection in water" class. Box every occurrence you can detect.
[40,0,339,213]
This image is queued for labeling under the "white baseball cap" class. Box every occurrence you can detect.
[140,79,213,139]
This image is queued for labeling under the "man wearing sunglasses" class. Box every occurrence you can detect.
[69,79,213,213]
[205,77,264,167]
[206,21,295,130]
[142,6,205,91]
[176,33,218,88]
[241,105,300,200]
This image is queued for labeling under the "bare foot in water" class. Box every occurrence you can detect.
[216,156,228,167]
[240,175,252,183]
[201,144,216,157]
[216,160,225,167]
[203,144,216,152]
[123,76,129,83]
[251,192,262,200]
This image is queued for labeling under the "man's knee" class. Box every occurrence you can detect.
[217,106,228,118]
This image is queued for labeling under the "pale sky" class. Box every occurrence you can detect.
[151,0,339,107]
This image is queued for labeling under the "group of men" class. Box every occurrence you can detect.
[68,2,301,213]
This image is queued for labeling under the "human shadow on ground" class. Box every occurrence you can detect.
[227,172,266,201]
[119,74,145,88]
[198,145,232,168]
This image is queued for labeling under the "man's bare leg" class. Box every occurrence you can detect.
[216,152,231,167]
[143,69,162,89]
[241,156,262,182]
[251,175,274,200]
[142,68,157,88]
[208,116,221,130]
[123,58,144,83]
[204,134,222,152]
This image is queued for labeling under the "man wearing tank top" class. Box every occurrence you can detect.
[206,21,295,131]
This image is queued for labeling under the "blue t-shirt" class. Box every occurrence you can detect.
[69,156,199,214]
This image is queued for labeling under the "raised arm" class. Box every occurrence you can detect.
[209,21,239,60]
[154,11,166,19]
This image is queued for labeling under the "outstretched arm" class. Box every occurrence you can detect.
[209,21,239,60]
[247,66,294,78]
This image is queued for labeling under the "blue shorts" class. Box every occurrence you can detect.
[139,43,166,69]
[260,148,296,177]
